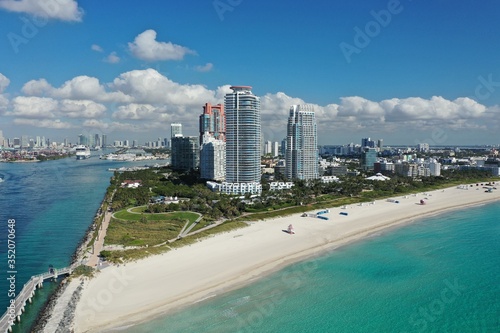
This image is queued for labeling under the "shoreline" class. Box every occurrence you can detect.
[74,184,500,332]
[33,190,110,332]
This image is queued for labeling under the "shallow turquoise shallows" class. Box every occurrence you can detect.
[118,201,500,333]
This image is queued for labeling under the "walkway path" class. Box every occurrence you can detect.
[179,214,203,237]
[0,266,74,332]
[86,210,111,268]
[107,205,227,249]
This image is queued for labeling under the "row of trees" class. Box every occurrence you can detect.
[256,168,494,211]
[108,168,247,219]
[107,166,495,220]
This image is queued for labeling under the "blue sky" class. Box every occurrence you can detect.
[0,0,499,145]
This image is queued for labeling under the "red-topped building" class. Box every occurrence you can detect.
[199,103,225,144]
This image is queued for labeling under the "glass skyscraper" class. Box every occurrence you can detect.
[361,147,378,171]
[225,86,261,184]
[286,105,319,181]
[171,136,200,171]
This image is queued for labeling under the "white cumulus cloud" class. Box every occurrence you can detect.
[104,52,120,64]
[0,0,84,22]
[0,73,10,114]
[91,44,103,52]
[195,63,214,72]
[22,78,53,96]
[9,68,499,139]
[53,76,107,100]
[8,96,58,118]
[258,92,495,139]
[59,99,107,118]
[0,73,10,93]
[260,91,339,141]
[337,96,385,120]
[22,76,131,103]
[0,95,8,114]
[81,119,109,131]
[111,68,215,106]
[128,29,195,61]
[13,118,75,129]
[112,103,166,120]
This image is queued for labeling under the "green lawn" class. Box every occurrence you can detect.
[113,209,199,222]
[105,209,200,247]
[130,206,147,213]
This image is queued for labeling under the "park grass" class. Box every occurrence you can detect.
[101,246,170,263]
[187,218,219,233]
[104,217,182,247]
[106,210,199,247]
[170,220,249,249]
[101,219,248,263]
[113,209,199,222]
[130,206,147,213]
[72,265,95,278]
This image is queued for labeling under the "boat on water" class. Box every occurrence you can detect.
[75,145,91,160]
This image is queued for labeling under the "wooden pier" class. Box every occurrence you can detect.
[0,265,75,333]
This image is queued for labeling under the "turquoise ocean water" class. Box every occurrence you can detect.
[120,201,500,333]
[0,154,145,332]
[1,157,499,332]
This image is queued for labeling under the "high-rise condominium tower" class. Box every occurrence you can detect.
[171,136,199,171]
[286,105,319,180]
[199,102,226,181]
[225,86,261,184]
[199,103,225,144]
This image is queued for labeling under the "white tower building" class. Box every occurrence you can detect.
[225,86,261,187]
[286,105,319,180]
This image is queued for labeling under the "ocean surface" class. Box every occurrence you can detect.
[1,157,499,333]
[0,153,147,332]
[118,201,500,333]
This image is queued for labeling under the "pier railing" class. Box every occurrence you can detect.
[0,265,75,333]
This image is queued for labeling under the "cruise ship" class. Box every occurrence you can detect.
[75,145,91,160]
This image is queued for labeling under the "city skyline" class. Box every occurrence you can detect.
[0,1,499,145]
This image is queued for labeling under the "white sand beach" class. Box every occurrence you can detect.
[73,184,500,332]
